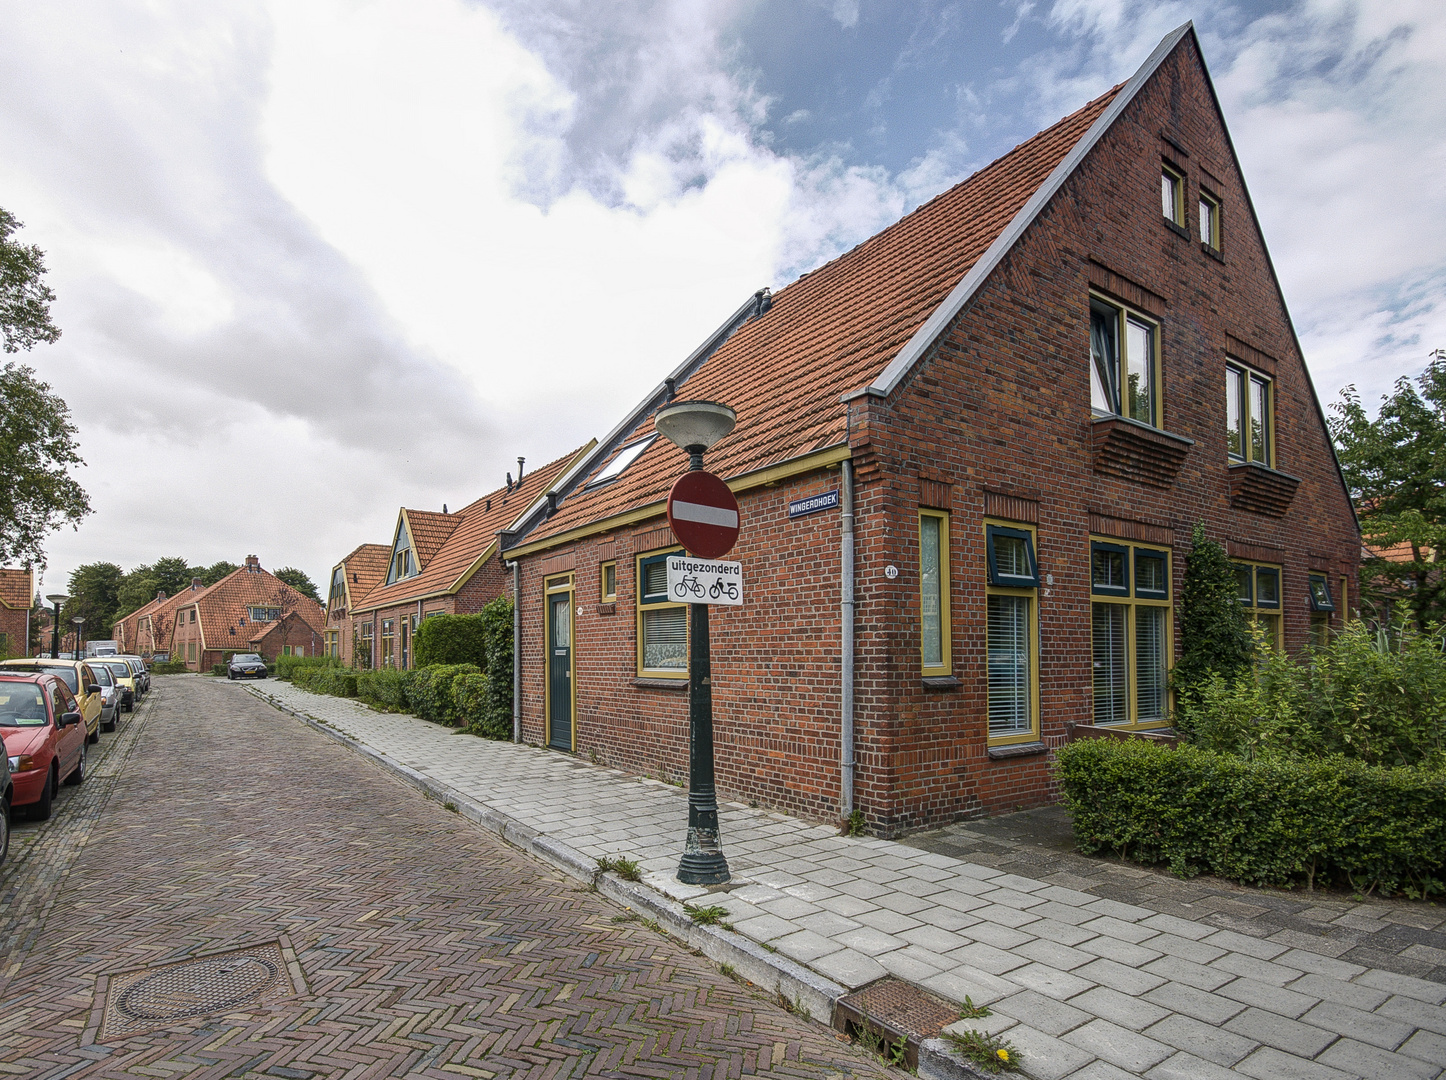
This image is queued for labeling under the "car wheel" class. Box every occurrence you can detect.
[65,740,86,786]
[102,719,116,732]
[228,672,235,680]
[0,799,9,867]
[32,769,54,821]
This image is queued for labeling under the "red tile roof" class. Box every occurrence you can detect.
[520,85,1121,546]
[0,568,33,610]
[337,544,391,609]
[137,583,207,654]
[353,444,593,612]
[181,564,326,648]
[403,511,460,569]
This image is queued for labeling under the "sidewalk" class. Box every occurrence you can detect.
[244,679,1446,1080]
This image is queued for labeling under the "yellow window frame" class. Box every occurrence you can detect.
[1090,291,1163,430]
[1226,360,1275,466]
[1233,560,1284,650]
[600,560,617,602]
[1199,189,1222,249]
[919,509,952,677]
[635,546,687,679]
[1162,163,1185,225]
[984,518,1038,746]
[1090,537,1173,730]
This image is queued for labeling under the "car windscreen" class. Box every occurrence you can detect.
[0,685,49,726]
[100,662,132,680]
[232,655,262,663]
[25,665,79,693]
[92,666,113,686]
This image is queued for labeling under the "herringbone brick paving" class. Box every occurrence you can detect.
[0,677,889,1080]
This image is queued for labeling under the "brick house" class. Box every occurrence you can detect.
[350,445,592,669]
[171,556,326,670]
[501,25,1360,834]
[113,590,170,656]
[135,583,207,660]
[0,568,36,657]
[323,544,390,665]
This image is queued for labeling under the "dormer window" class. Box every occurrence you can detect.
[248,606,281,622]
[588,436,656,488]
[387,520,416,583]
[329,566,347,608]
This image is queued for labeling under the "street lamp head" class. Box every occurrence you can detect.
[654,400,736,455]
[46,593,68,607]
[72,617,85,626]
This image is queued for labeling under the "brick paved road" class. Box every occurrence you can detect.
[0,676,889,1080]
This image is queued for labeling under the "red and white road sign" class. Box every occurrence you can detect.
[667,470,740,559]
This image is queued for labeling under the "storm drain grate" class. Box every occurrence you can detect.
[100,940,298,1039]
[835,978,959,1068]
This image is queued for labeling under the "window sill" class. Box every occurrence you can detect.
[632,677,688,691]
[987,742,1047,760]
[1090,415,1193,489]
[1201,242,1224,262]
[1227,460,1301,517]
[921,675,960,690]
[1163,219,1190,240]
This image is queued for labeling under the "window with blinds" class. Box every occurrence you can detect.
[1090,539,1172,728]
[637,548,687,677]
[984,519,1038,745]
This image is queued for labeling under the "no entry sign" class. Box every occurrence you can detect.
[667,471,740,559]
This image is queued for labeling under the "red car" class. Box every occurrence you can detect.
[0,673,87,821]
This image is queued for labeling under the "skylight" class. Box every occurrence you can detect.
[588,435,655,487]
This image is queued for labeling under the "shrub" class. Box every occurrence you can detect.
[1182,621,1446,768]
[414,614,488,668]
[211,663,227,677]
[149,660,188,674]
[356,668,411,710]
[1056,737,1446,896]
[407,663,480,725]
[479,597,514,739]
[453,672,508,738]
[293,666,358,697]
[272,654,336,682]
[1172,523,1254,708]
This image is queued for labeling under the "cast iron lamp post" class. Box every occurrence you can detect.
[653,399,736,885]
[72,617,86,659]
[46,593,67,659]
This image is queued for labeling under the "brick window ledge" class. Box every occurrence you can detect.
[922,675,960,690]
[632,677,687,691]
[1091,415,1194,489]
[987,742,1047,760]
[1228,461,1301,517]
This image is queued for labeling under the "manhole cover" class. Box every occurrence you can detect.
[836,978,959,1067]
[100,941,299,1039]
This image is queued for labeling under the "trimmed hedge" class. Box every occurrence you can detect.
[1056,738,1446,897]
[414,614,487,668]
[453,672,504,738]
[356,668,410,711]
[150,661,188,674]
[273,654,336,682]
[478,598,513,740]
[293,666,358,697]
[406,663,481,725]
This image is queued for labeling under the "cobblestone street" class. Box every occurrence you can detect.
[0,677,888,1080]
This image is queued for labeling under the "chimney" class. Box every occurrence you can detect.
[517,456,525,481]
[156,590,167,602]
[246,555,260,571]
[191,577,202,589]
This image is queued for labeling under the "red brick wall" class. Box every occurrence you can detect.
[514,36,1359,836]
[0,605,30,657]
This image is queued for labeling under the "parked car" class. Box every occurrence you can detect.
[227,654,267,679]
[116,655,150,693]
[94,660,140,712]
[90,662,120,731]
[1,739,10,868]
[0,673,86,821]
[0,660,104,744]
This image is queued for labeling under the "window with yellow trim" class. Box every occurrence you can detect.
[1234,561,1282,649]
[1308,573,1334,647]
[1090,296,1160,428]
[1226,362,1273,466]
[919,510,951,677]
[1091,539,1172,728]
[637,547,686,678]
[1161,164,1185,226]
[985,521,1038,745]
[380,618,395,668]
[1199,190,1221,250]
[601,561,617,602]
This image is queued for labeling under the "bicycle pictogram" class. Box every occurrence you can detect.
[673,574,706,599]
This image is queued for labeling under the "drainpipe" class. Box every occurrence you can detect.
[840,459,856,815]
[510,560,521,743]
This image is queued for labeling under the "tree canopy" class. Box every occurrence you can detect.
[64,562,123,639]
[274,566,320,603]
[1,208,61,354]
[1329,355,1446,629]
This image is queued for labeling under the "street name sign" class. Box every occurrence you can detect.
[788,489,839,518]
[667,470,740,559]
[666,556,743,606]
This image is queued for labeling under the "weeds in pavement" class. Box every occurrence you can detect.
[946,1029,1020,1074]
[778,992,811,1022]
[443,801,458,812]
[760,942,777,953]
[610,913,638,924]
[640,916,664,935]
[719,962,735,977]
[853,1020,909,1068]
[595,856,643,881]
[841,809,868,837]
[684,904,733,930]
[958,996,992,1020]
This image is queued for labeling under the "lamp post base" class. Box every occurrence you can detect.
[678,841,730,885]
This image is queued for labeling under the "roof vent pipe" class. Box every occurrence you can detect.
[752,287,772,319]
[506,472,513,492]
[517,456,525,481]
[442,503,448,514]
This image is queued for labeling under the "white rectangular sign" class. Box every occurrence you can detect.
[666,556,743,606]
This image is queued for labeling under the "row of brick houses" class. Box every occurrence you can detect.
[112,557,326,670]
[318,25,1360,834]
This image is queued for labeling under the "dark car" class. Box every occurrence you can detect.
[227,654,267,679]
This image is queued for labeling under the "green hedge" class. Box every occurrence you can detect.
[211,663,227,677]
[453,672,506,738]
[406,663,481,725]
[356,668,410,711]
[414,614,488,668]
[273,654,336,682]
[150,661,188,674]
[293,666,357,697]
[478,598,513,739]
[1056,738,1446,896]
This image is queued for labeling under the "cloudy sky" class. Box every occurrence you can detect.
[2,0,1442,598]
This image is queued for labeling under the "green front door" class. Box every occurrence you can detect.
[547,593,572,750]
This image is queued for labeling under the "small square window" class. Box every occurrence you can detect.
[986,525,1038,587]
[1135,551,1169,599]
[588,436,656,487]
[1091,542,1130,596]
[1162,166,1184,225]
[1255,568,1280,609]
[1308,574,1334,612]
[601,561,617,602]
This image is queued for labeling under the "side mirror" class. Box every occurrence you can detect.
[87,684,101,694]
[59,710,81,727]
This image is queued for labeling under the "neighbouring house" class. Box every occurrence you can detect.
[323,544,390,665]
[500,24,1360,835]
[113,590,169,656]
[0,568,36,657]
[349,445,594,670]
[135,582,208,660]
[171,556,326,671]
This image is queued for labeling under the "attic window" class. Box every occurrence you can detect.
[588,436,656,487]
[248,606,281,622]
[387,519,416,583]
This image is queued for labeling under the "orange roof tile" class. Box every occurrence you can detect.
[180,564,326,647]
[337,543,391,608]
[404,510,460,569]
[354,444,592,612]
[522,84,1122,545]
[0,568,33,610]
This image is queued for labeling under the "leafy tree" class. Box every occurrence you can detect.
[147,556,196,597]
[114,570,161,620]
[199,560,238,586]
[0,362,90,567]
[273,566,319,603]
[64,561,123,638]
[1329,356,1446,630]
[1,208,61,354]
[1173,523,1254,714]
